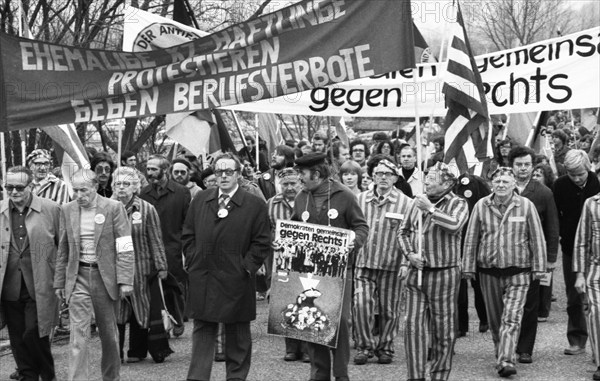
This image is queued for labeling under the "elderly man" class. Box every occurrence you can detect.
[140,154,191,336]
[26,149,70,204]
[183,153,270,380]
[172,158,202,199]
[266,167,309,362]
[554,150,600,356]
[54,169,134,381]
[353,159,413,365]
[292,153,369,381]
[0,166,60,381]
[463,167,547,378]
[399,162,469,381]
[509,146,560,364]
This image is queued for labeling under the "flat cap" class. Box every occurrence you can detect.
[294,153,327,168]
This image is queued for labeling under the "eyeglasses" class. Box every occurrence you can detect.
[374,171,395,178]
[114,181,131,188]
[173,170,188,175]
[215,169,237,177]
[32,161,50,167]
[4,185,27,192]
[95,166,111,173]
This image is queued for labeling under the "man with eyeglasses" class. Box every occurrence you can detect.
[54,169,134,381]
[354,159,413,366]
[140,155,191,337]
[463,167,546,378]
[91,152,116,198]
[26,149,70,205]
[0,166,61,381]
[171,158,201,199]
[399,162,468,381]
[508,146,559,364]
[183,153,270,381]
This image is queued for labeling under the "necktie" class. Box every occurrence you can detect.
[219,194,230,209]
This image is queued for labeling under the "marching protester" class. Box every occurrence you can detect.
[291,153,369,381]
[399,162,469,380]
[311,132,329,154]
[112,166,169,364]
[91,151,116,198]
[257,144,296,200]
[266,167,310,363]
[0,166,61,381]
[26,149,70,205]
[54,169,134,381]
[509,146,559,364]
[398,145,423,195]
[182,153,270,381]
[171,158,202,199]
[121,150,150,189]
[463,167,547,378]
[554,150,600,355]
[354,159,412,365]
[339,160,363,196]
[140,155,191,337]
[349,139,370,167]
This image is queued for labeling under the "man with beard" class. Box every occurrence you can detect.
[267,168,310,362]
[172,158,201,199]
[354,159,413,365]
[26,149,70,205]
[292,153,369,381]
[258,145,296,200]
[91,152,115,198]
[140,155,191,337]
[399,162,468,380]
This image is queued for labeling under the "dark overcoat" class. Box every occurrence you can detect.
[182,187,270,323]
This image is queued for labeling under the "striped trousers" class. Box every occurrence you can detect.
[586,264,600,365]
[479,272,530,368]
[353,267,403,355]
[404,267,460,381]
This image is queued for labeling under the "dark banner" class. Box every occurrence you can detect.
[0,0,415,131]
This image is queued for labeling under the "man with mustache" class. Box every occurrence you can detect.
[140,155,191,337]
[171,158,201,199]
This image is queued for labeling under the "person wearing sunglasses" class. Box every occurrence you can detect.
[182,152,270,381]
[171,158,201,200]
[0,166,61,381]
[25,149,70,205]
[463,167,547,378]
[91,152,116,198]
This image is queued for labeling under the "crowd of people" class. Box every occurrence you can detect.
[1,109,600,381]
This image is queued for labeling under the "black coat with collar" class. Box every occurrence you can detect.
[182,187,271,322]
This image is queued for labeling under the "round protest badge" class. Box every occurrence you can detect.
[218,209,229,219]
[464,190,473,198]
[301,211,310,222]
[94,214,105,224]
[263,173,271,181]
[461,177,470,185]
[328,209,339,220]
[132,211,142,221]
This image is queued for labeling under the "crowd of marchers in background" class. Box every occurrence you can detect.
[2,108,600,381]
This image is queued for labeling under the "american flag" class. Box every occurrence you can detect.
[442,1,491,172]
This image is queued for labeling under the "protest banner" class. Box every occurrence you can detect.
[224,27,600,117]
[0,0,415,131]
[268,220,355,348]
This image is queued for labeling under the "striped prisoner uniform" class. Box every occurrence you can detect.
[32,174,70,205]
[354,187,413,357]
[398,192,468,380]
[573,195,600,366]
[463,194,546,370]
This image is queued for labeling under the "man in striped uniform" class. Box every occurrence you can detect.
[353,159,413,365]
[574,193,600,380]
[26,149,70,205]
[266,167,309,362]
[399,162,468,381]
[463,167,547,378]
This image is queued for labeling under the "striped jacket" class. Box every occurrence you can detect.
[267,193,294,231]
[32,174,70,205]
[117,196,168,328]
[357,188,413,271]
[463,194,547,273]
[398,192,468,268]
[573,195,600,274]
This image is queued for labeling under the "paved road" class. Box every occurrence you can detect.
[0,268,597,380]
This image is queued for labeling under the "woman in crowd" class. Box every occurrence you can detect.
[375,139,395,157]
[113,166,169,363]
[532,163,557,192]
[340,160,363,196]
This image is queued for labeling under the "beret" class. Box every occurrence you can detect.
[172,158,192,170]
[294,153,327,168]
